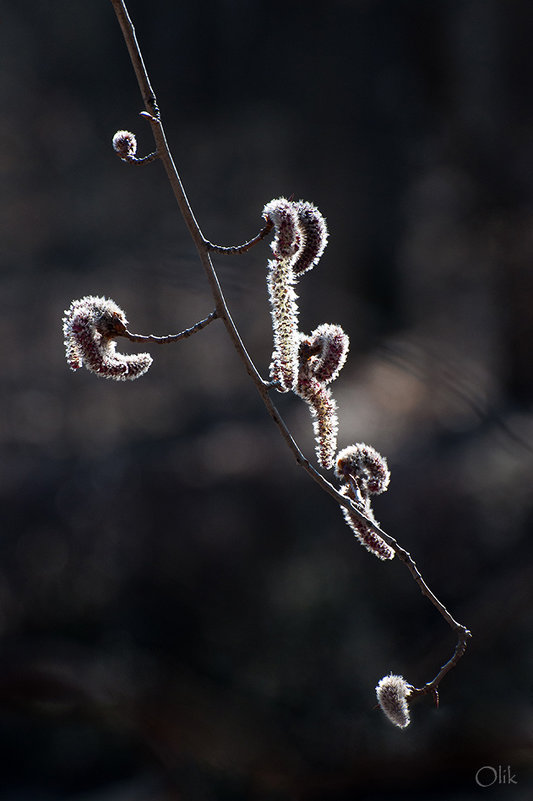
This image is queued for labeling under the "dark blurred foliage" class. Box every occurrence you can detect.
[2,0,533,799]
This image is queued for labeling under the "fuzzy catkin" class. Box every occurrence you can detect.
[266,261,300,391]
[295,326,348,469]
[263,198,330,392]
[63,296,152,381]
[296,370,339,469]
[334,442,393,559]
[263,198,301,391]
[375,674,412,728]
[292,200,328,276]
[335,443,390,495]
[112,129,137,159]
[338,484,394,560]
[302,323,349,385]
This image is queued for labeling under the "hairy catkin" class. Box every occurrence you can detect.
[63,296,152,381]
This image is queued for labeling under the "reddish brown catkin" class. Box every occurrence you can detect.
[296,325,349,469]
[63,296,153,381]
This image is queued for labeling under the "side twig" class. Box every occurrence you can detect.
[205,220,274,255]
[121,310,218,344]
[118,151,159,166]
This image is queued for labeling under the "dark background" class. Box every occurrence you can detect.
[2,1,533,799]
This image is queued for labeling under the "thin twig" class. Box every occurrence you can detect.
[119,151,159,165]
[410,629,471,698]
[205,220,274,255]
[121,310,218,343]
[109,0,470,697]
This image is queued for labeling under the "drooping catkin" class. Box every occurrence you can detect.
[263,198,301,391]
[263,198,329,391]
[335,443,394,559]
[296,325,349,469]
[292,200,328,276]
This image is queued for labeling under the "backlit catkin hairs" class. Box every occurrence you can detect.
[292,200,328,276]
[263,198,328,391]
[336,442,390,494]
[300,323,349,384]
[296,325,349,469]
[63,296,152,380]
[112,130,137,160]
[263,198,301,391]
[335,443,394,559]
[375,674,412,728]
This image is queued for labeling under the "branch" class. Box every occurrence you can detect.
[109,0,470,710]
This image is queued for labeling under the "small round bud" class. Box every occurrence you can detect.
[375,674,412,728]
[112,130,138,159]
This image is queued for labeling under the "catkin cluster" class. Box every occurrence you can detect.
[263,199,394,552]
[264,198,349,469]
[63,201,394,562]
[263,198,329,394]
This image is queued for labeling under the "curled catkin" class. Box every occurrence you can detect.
[263,197,301,263]
[292,200,328,276]
[263,198,329,392]
[375,674,412,728]
[301,323,349,385]
[62,296,152,381]
[296,326,348,469]
[335,442,393,559]
[335,443,390,495]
